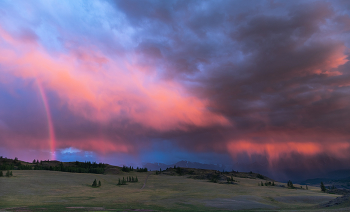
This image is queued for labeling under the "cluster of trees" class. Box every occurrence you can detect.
[137,167,148,172]
[256,174,264,179]
[92,179,101,187]
[320,182,336,192]
[0,170,13,177]
[259,181,275,186]
[33,162,106,174]
[121,166,134,172]
[117,176,138,185]
[227,176,235,183]
[174,167,183,175]
[287,180,294,188]
[210,174,220,183]
[0,164,15,170]
[121,166,148,172]
[17,163,32,170]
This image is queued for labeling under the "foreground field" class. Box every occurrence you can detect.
[0,170,348,211]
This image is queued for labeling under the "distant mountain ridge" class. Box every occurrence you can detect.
[143,160,231,172]
[298,170,350,189]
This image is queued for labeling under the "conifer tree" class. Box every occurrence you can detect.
[118,178,121,185]
[98,180,101,187]
[132,176,134,182]
[10,171,12,176]
[6,170,10,177]
[92,179,97,187]
[306,185,308,190]
[287,180,294,188]
[136,176,138,182]
[0,171,3,177]
[320,182,326,192]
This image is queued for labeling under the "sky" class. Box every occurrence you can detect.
[0,0,350,181]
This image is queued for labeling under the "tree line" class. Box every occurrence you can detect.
[33,162,106,174]
[121,165,148,172]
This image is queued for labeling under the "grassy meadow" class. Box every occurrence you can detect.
[0,169,348,212]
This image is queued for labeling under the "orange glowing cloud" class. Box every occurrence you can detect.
[0,26,230,136]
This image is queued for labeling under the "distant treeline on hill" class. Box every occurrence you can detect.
[0,157,107,174]
[33,161,106,174]
[121,165,148,172]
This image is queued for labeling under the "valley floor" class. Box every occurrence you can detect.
[0,170,348,211]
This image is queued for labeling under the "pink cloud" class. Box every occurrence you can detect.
[0,26,230,152]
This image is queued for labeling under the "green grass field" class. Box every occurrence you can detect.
[0,170,348,211]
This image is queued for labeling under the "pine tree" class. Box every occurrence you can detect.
[118,178,121,185]
[272,181,275,186]
[98,180,101,187]
[135,176,138,182]
[132,176,134,182]
[261,181,263,186]
[92,179,97,187]
[287,180,294,188]
[306,185,308,190]
[320,182,326,192]
[6,170,10,177]
[10,171,12,176]
[0,171,3,177]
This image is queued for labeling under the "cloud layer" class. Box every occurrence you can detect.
[0,0,350,179]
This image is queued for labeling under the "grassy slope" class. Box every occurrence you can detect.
[0,170,345,212]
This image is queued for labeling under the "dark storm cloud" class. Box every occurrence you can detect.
[1,0,350,177]
[109,0,350,164]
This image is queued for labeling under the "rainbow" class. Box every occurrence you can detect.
[37,80,56,160]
